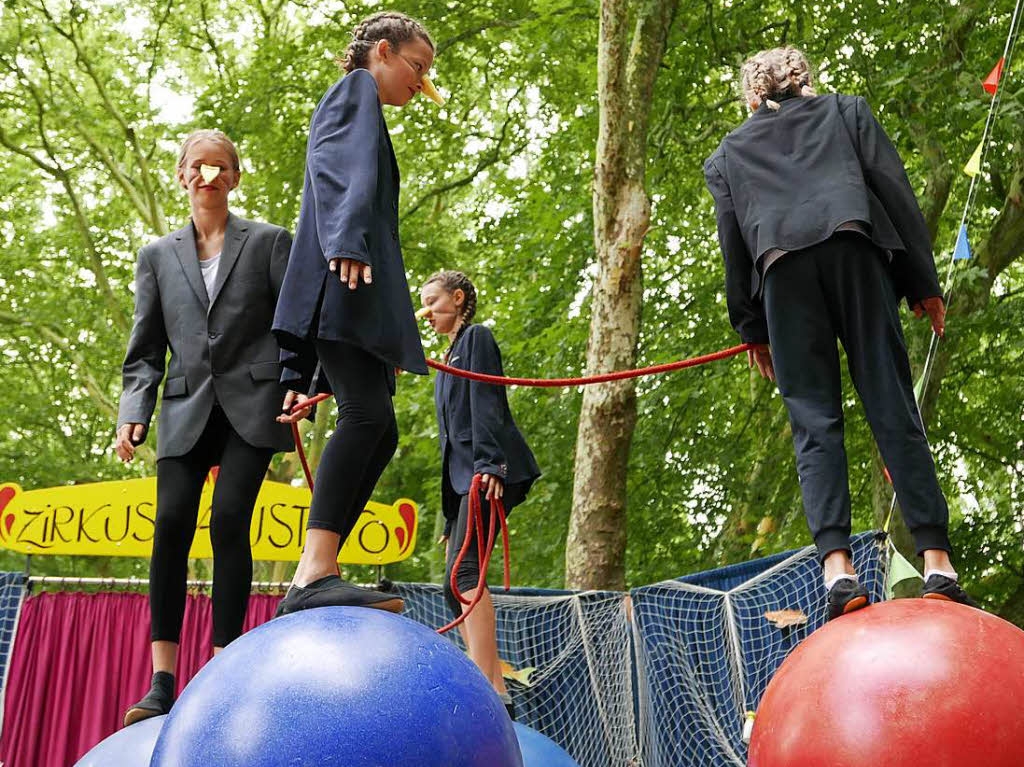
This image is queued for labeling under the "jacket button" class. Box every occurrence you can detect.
[208,332,217,339]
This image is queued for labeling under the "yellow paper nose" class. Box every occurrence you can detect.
[200,164,221,184]
[415,307,432,319]
[421,75,445,106]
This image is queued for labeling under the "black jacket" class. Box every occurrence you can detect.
[273,68,427,393]
[704,92,942,344]
[117,214,293,458]
[434,324,541,498]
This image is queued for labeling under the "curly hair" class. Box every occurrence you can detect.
[424,269,477,325]
[176,129,240,171]
[340,11,434,73]
[740,46,817,111]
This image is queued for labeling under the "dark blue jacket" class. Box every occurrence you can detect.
[273,68,427,392]
[435,324,541,498]
[704,92,942,345]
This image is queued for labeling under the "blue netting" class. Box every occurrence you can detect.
[396,583,639,767]
[0,572,27,738]
[631,531,886,766]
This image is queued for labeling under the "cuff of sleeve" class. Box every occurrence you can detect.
[325,250,371,266]
[740,327,770,345]
[443,518,453,538]
[474,460,508,479]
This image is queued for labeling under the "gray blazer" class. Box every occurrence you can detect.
[117,213,294,459]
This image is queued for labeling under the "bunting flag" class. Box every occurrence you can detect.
[964,139,984,176]
[983,57,1005,96]
[953,223,973,260]
[886,547,924,599]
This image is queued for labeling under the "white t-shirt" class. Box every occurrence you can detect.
[199,252,221,298]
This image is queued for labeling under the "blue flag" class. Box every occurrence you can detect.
[953,224,972,260]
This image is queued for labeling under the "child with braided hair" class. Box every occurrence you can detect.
[271,11,444,616]
[420,270,541,718]
[704,46,976,620]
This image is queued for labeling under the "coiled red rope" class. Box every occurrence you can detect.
[285,341,751,632]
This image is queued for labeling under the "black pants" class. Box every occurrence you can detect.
[763,234,951,561]
[442,480,526,617]
[307,340,399,541]
[151,405,273,647]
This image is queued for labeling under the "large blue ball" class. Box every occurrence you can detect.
[512,723,580,767]
[73,715,165,767]
[150,607,522,767]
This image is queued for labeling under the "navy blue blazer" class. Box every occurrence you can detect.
[273,68,427,393]
[435,325,541,499]
[704,92,942,344]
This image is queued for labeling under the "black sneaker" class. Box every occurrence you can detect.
[922,575,980,608]
[123,671,174,727]
[273,575,404,618]
[826,578,870,621]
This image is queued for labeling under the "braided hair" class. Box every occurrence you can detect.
[340,12,434,73]
[739,46,817,111]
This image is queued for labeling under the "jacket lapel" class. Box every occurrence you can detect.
[173,223,209,311]
[208,213,250,312]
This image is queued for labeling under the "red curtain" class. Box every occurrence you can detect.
[0,590,280,767]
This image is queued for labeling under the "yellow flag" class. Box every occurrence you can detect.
[964,139,984,177]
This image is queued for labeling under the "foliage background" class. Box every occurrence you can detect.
[0,0,1020,620]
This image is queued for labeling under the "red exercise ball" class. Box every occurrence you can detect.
[749,599,1024,767]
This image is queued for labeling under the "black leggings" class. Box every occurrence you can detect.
[151,405,273,647]
[307,340,398,541]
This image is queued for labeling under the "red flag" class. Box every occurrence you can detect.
[983,58,1004,96]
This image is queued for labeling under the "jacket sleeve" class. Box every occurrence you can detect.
[703,155,770,344]
[269,227,293,301]
[117,247,167,435]
[466,326,509,479]
[849,96,941,305]
[308,69,380,267]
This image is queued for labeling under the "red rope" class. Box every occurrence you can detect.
[435,473,510,635]
[425,343,751,387]
[283,340,750,632]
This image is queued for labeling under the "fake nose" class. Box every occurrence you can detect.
[421,75,445,107]
[200,165,221,184]
[415,307,432,319]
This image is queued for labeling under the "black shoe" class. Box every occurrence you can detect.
[922,575,980,608]
[123,671,174,727]
[826,578,870,621]
[273,575,404,618]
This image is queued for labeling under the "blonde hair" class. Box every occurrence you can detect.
[176,130,240,171]
[740,46,817,111]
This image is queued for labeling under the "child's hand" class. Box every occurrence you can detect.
[747,344,775,383]
[912,296,946,337]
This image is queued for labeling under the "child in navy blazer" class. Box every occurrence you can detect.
[421,270,541,718]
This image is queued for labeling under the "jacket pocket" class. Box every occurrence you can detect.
[163,375,187,398]
[249,361,281,382]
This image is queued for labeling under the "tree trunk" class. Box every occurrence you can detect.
[565,0,678,591]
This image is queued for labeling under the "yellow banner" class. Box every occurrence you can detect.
[0,476,417,565]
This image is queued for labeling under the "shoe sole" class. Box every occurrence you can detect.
[843,595,869,614]
[275,598,404,618]
[922,592,953,602]
[363,598,404,614]
[123,706,161,728]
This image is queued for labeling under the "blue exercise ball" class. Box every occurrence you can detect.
[150,607,522,767]
[512,723,580,767]
[73,714,165,766]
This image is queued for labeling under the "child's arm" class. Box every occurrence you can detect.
[704,155,769,345]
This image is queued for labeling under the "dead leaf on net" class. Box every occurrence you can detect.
[500,659,537,686]
[764,609,808,628]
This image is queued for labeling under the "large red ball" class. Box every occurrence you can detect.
[749,599,1024,767]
